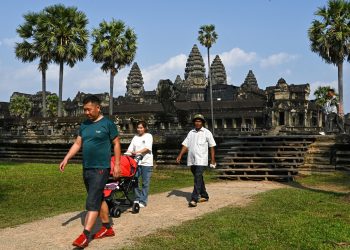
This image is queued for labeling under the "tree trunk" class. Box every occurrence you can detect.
[109,71,115,116]
[207,47,214,136]
[58,61,64,117]
[41,70,47,118]
[337,62,344,116]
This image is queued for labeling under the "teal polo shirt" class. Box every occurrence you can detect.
[79,117,119,169]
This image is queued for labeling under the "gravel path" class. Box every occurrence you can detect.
[0,181,282,250]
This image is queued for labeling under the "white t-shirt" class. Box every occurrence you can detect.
[127,133,153,166]
[182,127,216,166]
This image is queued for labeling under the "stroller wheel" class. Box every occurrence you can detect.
[132,202,140,214]
[110,207,121,218]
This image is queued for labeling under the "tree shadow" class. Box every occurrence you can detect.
[167,190,192,202]
[281,179,349,198]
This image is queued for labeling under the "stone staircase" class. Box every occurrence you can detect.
[1,135,348,177]
[300,136,336,174]
[215,136,316,180]
[335,135,350,171]
[0,143,83,163]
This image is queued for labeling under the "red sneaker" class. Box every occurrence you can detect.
[72,233,89,248]
[93,226,115,239]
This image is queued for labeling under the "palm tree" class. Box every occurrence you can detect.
[198,24,218,134]
[308,0,350,116]
[38,4,89,117]
[314,85,333,107]
[15,11,51,117]
[91,19,137,116]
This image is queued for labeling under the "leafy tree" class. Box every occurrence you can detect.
[38,4,89,117]
[314,85,333,107]
[46,94,59,117]
[198,24,218,133]
[308,0,350,115]
[9,95,32,118]
[91,19,137,115]
[15,11,51,117]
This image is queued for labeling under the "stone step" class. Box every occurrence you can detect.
[0,151,81,156]
[300,163,336,169]
[0,156,81,163]
[217,151,305,156]
[222,156,304,160]
[215,168,298,172]
[220,141,313,146]
[215,174,295,180]
[219,162,301,166]
[217,146,309,151]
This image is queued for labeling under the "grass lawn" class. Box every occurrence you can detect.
[0,162,215,228]
[2,162,350,249]
[124,172,350,250]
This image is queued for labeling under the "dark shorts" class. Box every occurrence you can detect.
[83,168,110,211]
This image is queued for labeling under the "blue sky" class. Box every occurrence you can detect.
[0,0,349,112]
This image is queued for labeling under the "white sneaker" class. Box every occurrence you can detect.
[319,132,325,135]
[139,203,145,208]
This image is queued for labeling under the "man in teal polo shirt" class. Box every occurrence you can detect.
[59,95,121,248]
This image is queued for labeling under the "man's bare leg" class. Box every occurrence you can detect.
[100,201,109,223]
[84,211,99,231]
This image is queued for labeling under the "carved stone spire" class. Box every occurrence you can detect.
[174,75,183,86]
[276,77,288,90]
[210,55,227,85]
[126,62,145,102]
[184,44,206,88]
[236,70,264,100]
[241,70,258,89]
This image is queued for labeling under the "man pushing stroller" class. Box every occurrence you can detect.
[59,95,120,248]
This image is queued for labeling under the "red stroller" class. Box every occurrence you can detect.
[103,154,142,217]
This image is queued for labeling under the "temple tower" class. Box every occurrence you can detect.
[184,44,206,88]
[236,70,265,101]
[126,62,145,103]
[210,55,227,85]
[241,70,259,90]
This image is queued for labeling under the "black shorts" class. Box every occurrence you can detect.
[83,168,110,211]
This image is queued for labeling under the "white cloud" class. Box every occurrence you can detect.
[1,37,21,47]
[278,69,292,78]
[260,52,298,68]
[74,66,129,97]
[141,54,187,90]
[62,54,188,98]
[218,48,257,68]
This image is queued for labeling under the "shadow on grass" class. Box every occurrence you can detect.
[166,190,192,202]
[0,183,13,203]
[280,175,350,198]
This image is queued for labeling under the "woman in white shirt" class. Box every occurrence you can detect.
[126,121,153,207]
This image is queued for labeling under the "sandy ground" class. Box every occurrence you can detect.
[0,181,282,250]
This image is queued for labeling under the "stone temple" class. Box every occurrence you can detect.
[0,44,349,138]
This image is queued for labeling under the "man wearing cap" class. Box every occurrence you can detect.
[176,114,216,207]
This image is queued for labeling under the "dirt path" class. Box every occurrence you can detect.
[0,181,282,250]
